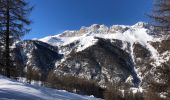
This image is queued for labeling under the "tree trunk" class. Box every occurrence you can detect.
[5,0,10,78]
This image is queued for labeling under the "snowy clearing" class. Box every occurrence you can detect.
[0,76,102,100]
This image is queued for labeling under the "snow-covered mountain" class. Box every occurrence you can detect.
[0,75,101,100]
[15,22,170,88]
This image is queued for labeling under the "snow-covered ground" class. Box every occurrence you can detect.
[0,75,102,100]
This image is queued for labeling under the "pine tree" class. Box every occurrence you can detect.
[150,0,170,34]
[0,0,32,78]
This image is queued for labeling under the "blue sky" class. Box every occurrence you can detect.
[24,0,153,39]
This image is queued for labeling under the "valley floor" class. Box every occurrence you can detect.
[0,75,101,100]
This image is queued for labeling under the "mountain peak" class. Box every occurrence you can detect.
[132,22,148,28]
[39,22,151,47]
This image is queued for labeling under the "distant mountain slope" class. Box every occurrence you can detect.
[14,22,170,88]
[0,75,101,100]
[39,22,168,86]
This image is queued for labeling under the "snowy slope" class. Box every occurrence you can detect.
[39,22,154,52]
[38,22,170,85]
[0,76,101,100]
[39,22,166,66]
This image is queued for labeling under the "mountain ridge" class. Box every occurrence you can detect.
[13,22,170,89]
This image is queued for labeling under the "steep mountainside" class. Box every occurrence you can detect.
[15,22,170,88]
[14,40,62,73]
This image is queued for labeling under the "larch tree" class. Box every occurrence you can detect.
[150,0,170,34]
[0,0,32,78]
[149,0,170,99]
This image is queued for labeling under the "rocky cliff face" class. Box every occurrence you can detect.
[15,40,62,73]
[55,38,140,86]
[15,22,170,88]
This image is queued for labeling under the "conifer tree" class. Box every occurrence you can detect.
[0,0,32,77]
[149,1,170,99]
[150,0,170,34]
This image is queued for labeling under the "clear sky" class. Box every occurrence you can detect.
[24,0,153,39]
